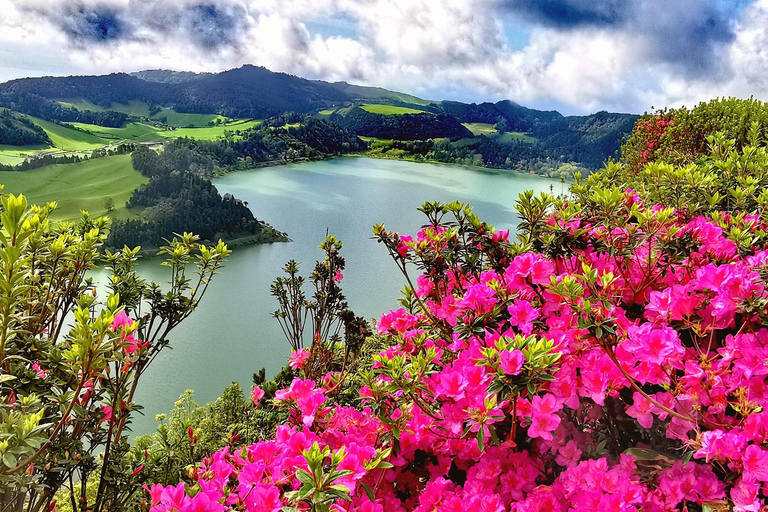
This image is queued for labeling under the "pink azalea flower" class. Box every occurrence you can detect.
[625,392,654,428]
[30,361,48,379]
[507,300,539,334]
[100,405,113,424]
[499,349,524,376]
[528,394,562,441]
[289,348,310,370]
[742,444,768,483]
[250,386,265,406]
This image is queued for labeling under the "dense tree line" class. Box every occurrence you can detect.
[437,100,563,131]
[158,115,368,170]
[107,143,266,249]
[335,107,472,140]
[0,67,350,120]
[0,92,128,127]
[369,136,588,177]
[0,108,51,145]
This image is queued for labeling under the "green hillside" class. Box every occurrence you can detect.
[26,115,107,150]
[0,154,147,220]
[159,119,261,140]
[360,104,428,115]
[462,122,497,135]
[68,121,162,141]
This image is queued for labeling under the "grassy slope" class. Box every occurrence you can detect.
[152,108,224,128]
[68,122,162,141]
[159,119,261,140]
[59,100,223,127]
[0,154,147,220]
[0,145,52,166]
[25,116,108,150]
[360,104,428,115]
[462,123,497,136]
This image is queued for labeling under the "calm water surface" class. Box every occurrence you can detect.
[117,157,558,435]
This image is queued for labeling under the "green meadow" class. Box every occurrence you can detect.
[27,116,108,150]
[360,104,428,115]
[159,119,261,140]
[0,154,147,220]
[58,100,225,127]
[462,123,498,136]
[68,122,162,141]
[0,145,53,166]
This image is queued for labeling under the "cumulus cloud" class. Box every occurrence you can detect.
[501,0,744,76]
[1,0,768,114]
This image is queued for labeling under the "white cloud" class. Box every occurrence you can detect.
[1,0,768,114]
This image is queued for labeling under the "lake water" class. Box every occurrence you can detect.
[120,157,558,436]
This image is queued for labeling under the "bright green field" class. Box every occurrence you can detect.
[360,104,427,115]
[0,155,147,220]
[59,100,224,128]
[159,119,260,140]
[26,116,108,150]
[463,123,498,136]
[152,108,224,128]
[0,145,54,166]
[318,109,335,116]
[68,122,162,141]
[58,99,107,112]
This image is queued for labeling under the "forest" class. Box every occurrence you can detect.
[334,107,472,140]
[0,108,51,145]
[107,143,274,249]
[107,116,366,248]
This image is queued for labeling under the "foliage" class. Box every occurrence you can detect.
[271,235,370,381]
[0,109,51,146]
[148,110,768,511]
[106,143,275,249]
[0,187,229,512]
[621,97,768,170]
[336,106,472,141]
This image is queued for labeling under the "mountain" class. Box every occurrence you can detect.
[0,65,639,170]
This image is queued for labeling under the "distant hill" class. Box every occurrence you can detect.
[0,65,639,169]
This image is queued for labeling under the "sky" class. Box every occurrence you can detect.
[0,0,767,115]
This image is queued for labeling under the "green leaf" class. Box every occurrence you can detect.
[361,483,375,503]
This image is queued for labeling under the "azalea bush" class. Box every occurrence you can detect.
[146,116,768,512]
[622,97,768,170]
[0,188,230,512]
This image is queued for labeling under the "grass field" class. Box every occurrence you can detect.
[360,104,427,115]
[318,109,335,115]
[462,123,498,136]
[152,108,224,128]
[0,155,147,220]
[58,99,108,112]
[68,122,162,141]
[159,119,260,140]
[59,100,224,127]
[0,145,54,166]
[25,116,108,150]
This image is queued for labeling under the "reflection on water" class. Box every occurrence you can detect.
[115,157,556,436]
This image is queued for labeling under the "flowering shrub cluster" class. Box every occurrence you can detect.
[147,128,768,512]
[622,97,768,170]
[0,187,230,512]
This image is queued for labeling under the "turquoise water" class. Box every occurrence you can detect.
[123,157,558,435]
